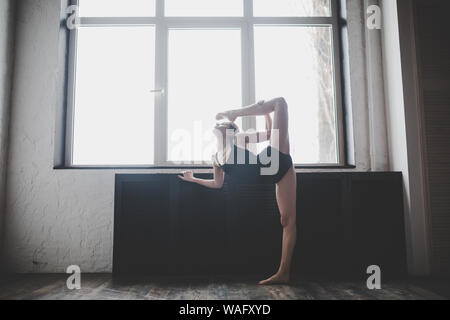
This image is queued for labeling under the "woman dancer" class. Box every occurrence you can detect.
[178,98,296,285]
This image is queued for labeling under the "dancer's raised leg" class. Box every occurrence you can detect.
[216,97,290,154]
[217,98,282,120]
[257,98,296,285]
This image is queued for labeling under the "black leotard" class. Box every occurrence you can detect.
[215,144,293,184]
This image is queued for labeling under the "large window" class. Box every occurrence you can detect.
[66,0,344,166]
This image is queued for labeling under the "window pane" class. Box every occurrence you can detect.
[168,29,242,163]
[254,26,337,164]
[253,0,330,17]
[78,0,156,17]
[73,27,156,165]
[165,0,243,17]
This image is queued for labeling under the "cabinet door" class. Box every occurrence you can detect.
[174,174,227,276]
[293,174,348,276]
[113,175,171,277]
[350,173,406,279]
[226,180,281,276]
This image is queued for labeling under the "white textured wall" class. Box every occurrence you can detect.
[381,0,430,275]
[3,0,113,272]
[365,0,389,170]
[0,0,16,266]
[3,0,384,273]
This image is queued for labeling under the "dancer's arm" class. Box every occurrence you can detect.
[178,162,225,189]
[234,114,272,148]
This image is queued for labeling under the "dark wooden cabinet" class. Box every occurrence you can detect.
[113,172,406,280]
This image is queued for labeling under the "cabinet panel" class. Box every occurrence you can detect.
[113,177,170,276]
[294,174,348,276]
[350,174,407,278]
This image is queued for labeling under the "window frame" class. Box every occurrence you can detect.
[65,0,346,168]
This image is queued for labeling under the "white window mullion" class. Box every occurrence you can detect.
[154,0,168,165]
[330,0,346,165]
[242,0,256,132]
[65,27,78,167]
[65,0,80,166]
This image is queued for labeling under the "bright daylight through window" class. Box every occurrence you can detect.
[68,0,343,166]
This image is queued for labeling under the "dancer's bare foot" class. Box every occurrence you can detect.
[216,110,237,122]
[258,272,290,285]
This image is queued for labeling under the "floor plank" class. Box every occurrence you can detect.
[0,274,447,300]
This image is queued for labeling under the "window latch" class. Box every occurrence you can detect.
[150,88,165,95]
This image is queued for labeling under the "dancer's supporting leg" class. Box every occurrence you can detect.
[259,166,297,285]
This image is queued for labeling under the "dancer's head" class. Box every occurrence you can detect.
[213,121,239,148]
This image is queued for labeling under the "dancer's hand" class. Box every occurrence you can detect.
[265,114,272,130]
[265,114,272,139]
[215,111,237,122]
[178,170,195,183]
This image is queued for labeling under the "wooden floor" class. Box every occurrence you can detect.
[0,274,447,300]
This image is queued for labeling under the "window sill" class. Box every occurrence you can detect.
[53,164,357,170]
